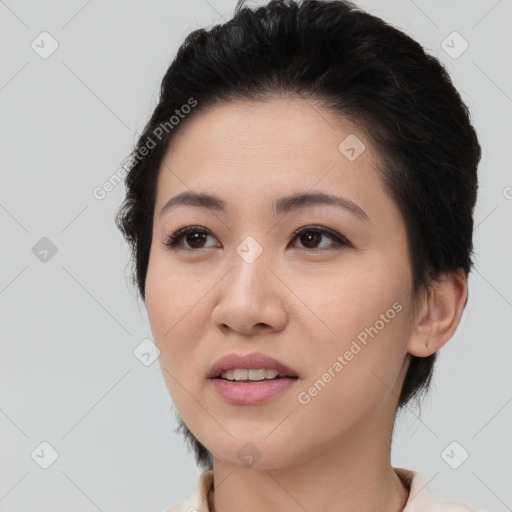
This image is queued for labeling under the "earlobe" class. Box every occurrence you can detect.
[407,269,468,357]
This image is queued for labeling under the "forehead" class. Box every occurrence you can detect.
[157,97,380,193]
[166,97,369,155]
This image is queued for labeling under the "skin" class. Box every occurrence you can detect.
[144,97,468,512]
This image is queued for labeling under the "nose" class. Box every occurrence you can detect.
[211,245,288,336]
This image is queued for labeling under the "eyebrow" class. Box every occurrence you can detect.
[160,191,370,222]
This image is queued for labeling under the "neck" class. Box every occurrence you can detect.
[207,421,409,512]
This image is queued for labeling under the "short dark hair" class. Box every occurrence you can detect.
[115,0,481,471]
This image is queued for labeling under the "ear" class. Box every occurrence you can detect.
[407,268,468,357]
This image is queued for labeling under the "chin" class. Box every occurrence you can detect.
[209,439,299,470]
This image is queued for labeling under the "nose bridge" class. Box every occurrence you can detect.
[212,233,286,333]
[227,234,271,301]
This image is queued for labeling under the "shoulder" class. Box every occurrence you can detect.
[164,469,214,512]
[394,467,479,512]
[166,467,480,512]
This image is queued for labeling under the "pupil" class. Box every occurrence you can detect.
[301,231,320,248]
[187,233,206,248]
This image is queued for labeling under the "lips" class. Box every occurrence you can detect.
[207,352,299,379]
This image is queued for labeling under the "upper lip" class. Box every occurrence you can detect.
[207,352,299,379]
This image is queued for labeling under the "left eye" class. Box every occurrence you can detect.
[163,225,351,251]
[291,226,350,250]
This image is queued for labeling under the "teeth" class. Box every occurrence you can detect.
[220,368,283,381]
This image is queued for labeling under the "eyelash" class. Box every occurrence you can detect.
[163,225,352,253]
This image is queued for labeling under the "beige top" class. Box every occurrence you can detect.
[165,467,479,511]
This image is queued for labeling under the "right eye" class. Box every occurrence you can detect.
[163,225,220,251]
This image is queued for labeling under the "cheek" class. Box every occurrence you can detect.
[294,306,409,440]
[144,254,219,410]
[146,250,201,325]
[145,258,203,365]
[299,255,404,335]
[299,256,411,391]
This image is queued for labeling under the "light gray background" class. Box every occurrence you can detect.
[1,0,511,511]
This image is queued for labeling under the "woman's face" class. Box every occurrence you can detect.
[145,97,417,469]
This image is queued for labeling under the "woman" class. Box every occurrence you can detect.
[116,0,481,510]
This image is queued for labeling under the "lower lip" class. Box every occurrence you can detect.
[209,377,298,404]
